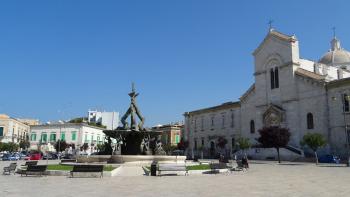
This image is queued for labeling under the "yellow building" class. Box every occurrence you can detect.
[152,123,183,146]
[0,114,31,143]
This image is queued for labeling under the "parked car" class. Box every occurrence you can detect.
[11,153,20,160]
[61,154,75,159]
[43,153,59,160]
[318,155,340,164]
[2,154,11,161]
[2,153,19,161]
[28,153,42,160]
[19,153,29,160]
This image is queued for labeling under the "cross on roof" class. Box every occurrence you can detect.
[332,26,336,38]
[268,20,274,30]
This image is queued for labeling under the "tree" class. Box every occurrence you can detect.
[0,142,19,152]
[19,139,30,150]
[177,138,189,150]
[81,143,89,152]
[69,117,85,123]
[54,140,68,152]
[300,133,326,165]
[258,127,291,163]
[96,143,105,153]
[217,137,228,149]
[237,137,251,154]
[162,144,177,155]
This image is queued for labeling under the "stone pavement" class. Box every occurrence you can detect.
[115,165,144,176]
[1,160,350,197]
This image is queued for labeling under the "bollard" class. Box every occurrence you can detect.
[151,161,158,176]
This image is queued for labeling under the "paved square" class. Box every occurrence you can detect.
[1,161,350,197]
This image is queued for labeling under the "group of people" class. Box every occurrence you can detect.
[219,154,249,169]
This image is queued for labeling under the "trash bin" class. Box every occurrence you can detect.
[151,161,158,176]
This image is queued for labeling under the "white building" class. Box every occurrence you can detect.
[0,114,30,144]
[29,123,106,154]
[184,29,350,160]
[88,110,119,130]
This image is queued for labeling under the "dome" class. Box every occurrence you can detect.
[319,37,350,66]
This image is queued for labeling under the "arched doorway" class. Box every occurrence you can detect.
[210,141,215,158]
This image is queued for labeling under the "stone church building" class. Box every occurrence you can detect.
[184,29,350,160]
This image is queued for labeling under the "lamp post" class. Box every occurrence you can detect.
[58,124,61,159]
[342,94,350,167]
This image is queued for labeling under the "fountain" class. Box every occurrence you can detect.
[77,83,185,163]
[103,83,163,155]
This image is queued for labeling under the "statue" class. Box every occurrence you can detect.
[119,83,145,131]
[103,83,162,155]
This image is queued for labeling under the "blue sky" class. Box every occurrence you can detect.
[1,0,350,126]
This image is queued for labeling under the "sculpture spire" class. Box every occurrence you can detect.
[132,82,135,93]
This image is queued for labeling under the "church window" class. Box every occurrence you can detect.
[194,139,198,150]
[250,120,255,133]
[201,117,204,131]
[231,112,234,128]
[307,113,314,129]
[194,118,197,132]
[270,67,279,89]
[211,116,215,127]
[344,94,350,112]
[231,137,235,149]
[274,67,279,88]
[270,68,275,89]
[222,114,225,128]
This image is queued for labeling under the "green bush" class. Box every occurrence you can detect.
[0,142,19,152]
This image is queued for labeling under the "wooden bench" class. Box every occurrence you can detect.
[21,165,47,177]
[158,164,188,176]
[60,159,76,163]
[3,163,17,175]
[22,161,38,166]
[70,165,104,178]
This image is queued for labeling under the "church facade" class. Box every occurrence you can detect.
[184,29,350,159]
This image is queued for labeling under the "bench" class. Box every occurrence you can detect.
[142,166,150,176]
[70,165,104,178]
[3,163,17,175]
[60,159,76,163]
[21,165,47,177]
[158,164,188,176]
[22,161,38,166]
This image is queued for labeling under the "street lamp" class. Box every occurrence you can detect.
[342,94,350,167]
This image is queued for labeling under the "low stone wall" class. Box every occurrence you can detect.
[76,155,186,164]
[44,167,121,177]
[246,148,303,161]
[111,155,186,163]
[76,155,111,163]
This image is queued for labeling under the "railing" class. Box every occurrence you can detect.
[285,145,303,155]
